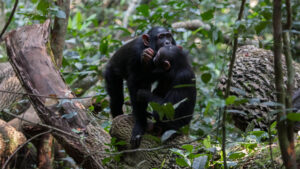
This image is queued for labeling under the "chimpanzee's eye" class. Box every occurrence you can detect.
[158,34,164,39]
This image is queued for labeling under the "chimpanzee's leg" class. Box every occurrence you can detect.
[127,76,151,148]
[104,68,124,118]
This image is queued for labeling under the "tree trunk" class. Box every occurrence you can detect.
[50,0,70,68]
[4,20,110,169]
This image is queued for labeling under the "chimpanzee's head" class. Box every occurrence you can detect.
[142,27,176,51]
[153,45,184,71]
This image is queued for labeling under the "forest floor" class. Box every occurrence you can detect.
[236,136,300,169]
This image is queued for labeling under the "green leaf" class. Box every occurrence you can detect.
[150,102,175,121]
[261,9,272,20]
[56,10,66,19]
[201,73,212,83]
[231,87,246,96]
[150,102,164,120]
[173,98,188,109]
[225,96,237,105]
[74,12,82,30]
[61,111,77,119]
[261,101,284,107]
[228,152,245,160]
[174,84,195,88]
[176,158,189,167]
[255,21,268,34]
[37,0,50,15]
[249,130,266,137]
[287,113,300,121]
[226,109,247,116]
[181,144,193,153]
[270,121,277,129]
[201,9,214,21]
[164,103,175,120]
[203,136,211,148]
[161,130,177,143]
[137,4,150,17]
[192,155,208,169]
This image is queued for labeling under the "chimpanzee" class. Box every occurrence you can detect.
[138,45,196,135]
[104,27,176,148]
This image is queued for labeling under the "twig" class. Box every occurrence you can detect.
[2,110,79,139]
[0,0,18,42]
[0,89,96,99]
[1,129,52,169]
[222,0,246,168]
[93,131,214,156]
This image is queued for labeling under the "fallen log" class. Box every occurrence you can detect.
[4,20,110,169]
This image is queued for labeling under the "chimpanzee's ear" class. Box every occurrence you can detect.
[142,34,150,47]
[163,61,171,71]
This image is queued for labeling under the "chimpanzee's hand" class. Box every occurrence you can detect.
[130,123,145,148]
[141,48,154,63]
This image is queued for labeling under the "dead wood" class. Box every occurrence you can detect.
[0,119,26,166]
[4,20,110,169]
[219,45,300,131]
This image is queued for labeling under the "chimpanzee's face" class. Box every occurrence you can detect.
[153,46,178,71]
[156,31,173,49]
[147,27,176,51]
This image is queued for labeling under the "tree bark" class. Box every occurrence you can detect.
[0,119,26,166]
[5,20,110,169]
[50,0,70,68]
[273,0,297,168]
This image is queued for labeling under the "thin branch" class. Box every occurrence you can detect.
[0,89,95,99]
[282,0,297,167]
[273,0,297,168]
[94,129,216,156]
[2,110,79,139]
[284,0,292,29]
[222,0,246,168]
[1,130,52,169]
[0,0,18,41]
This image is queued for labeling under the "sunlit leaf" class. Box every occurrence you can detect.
[249,130,266,137]
[181,144,193,153]
[225,96,236,105]
[228,152,245,160]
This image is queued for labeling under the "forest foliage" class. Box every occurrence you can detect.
[0,0,300,168]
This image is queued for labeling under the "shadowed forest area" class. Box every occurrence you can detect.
[0,0,300,168]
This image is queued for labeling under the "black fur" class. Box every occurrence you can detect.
[104,27,176,148]
[138,46,196,134]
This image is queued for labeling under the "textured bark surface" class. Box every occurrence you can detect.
[110,115,191,169]
[0,62,27,117]
[36,134,54,169]
[51,0,70,68]
[219,45,300,131]
[5,20,110,169]
[0,119,26,165]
